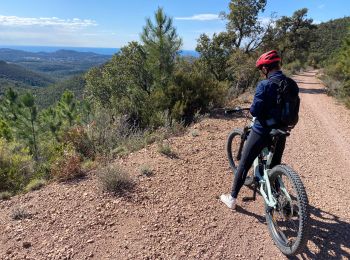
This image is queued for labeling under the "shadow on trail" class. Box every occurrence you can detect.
[299,88,326,95]
[298,206,350,260]
[294,73,317,78]
[236,205,266,224]
[237,203,350,259]
[295,81,322,85]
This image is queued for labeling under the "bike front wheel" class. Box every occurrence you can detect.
[265,164,309,256]
[226,128,254,186]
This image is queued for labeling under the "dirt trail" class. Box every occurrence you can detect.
[1,70,350,259]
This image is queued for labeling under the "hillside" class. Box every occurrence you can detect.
[0,61,54,88]
[33,75,86,108]
[0,48,111,79]
[0,71,349,259]
[310,16,350,65]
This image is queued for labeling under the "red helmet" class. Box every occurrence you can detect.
[256,50,281,69]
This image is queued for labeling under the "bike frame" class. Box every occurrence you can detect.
[248,119,293,210]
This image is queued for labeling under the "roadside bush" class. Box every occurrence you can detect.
[11,207,31,220]
[50,147,83,182]
[63,126,95,159]
[0,191,11,200]
[321,75,343,96]
[81,159,96,172]
[25,179,46,192]
[168,60,227,125]
[140,165,153,177]
[86,109,130,156]
[284,60,304,75]
[0,119,12,141]
[98,165,134,195]
[0,138,34,193]
[227,50,260,96]
[345,97,350,109]
[158,142,176,157]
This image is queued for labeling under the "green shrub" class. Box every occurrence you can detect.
[167,121,186,137]
[140,165,153,177]
[168,60,228,125]
[111,146,128,158]
[98,165,134,195]
[122,133,146,153]
[345,97,350,109]
[191,130,200,137]
[81,160,96,172]
[0,138,34,193]
[25,179,46,192]
[321,75,343,96]
[158,143,176,157]
[284,60,303,75]
[144,133,158,145]
[0,191,11,200]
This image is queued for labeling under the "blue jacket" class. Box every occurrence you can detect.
[250,71,286,135]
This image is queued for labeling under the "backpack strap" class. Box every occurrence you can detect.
[269,77,287,105]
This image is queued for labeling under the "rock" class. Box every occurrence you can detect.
[22,241,31,248]
[87,239,94,244]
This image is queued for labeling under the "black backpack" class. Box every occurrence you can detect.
[269,77,300,128]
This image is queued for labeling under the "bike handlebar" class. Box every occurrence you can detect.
[224,107,251,115]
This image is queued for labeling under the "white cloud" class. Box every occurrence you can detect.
[0,15,97,29]
[318,4,325,9]
[175,14,220,21]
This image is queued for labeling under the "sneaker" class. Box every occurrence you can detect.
[220,194,237,209]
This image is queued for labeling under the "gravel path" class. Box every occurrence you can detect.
[0,70,349,259]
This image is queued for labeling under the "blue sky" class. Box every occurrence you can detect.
[0,0,349,50]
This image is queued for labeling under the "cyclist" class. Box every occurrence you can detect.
[220,50,299,209]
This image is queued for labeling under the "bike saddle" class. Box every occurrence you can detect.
[270,129,290,137]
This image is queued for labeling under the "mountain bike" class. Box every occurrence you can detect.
[225,107,309,256]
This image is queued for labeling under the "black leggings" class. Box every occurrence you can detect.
[231,129,286,199]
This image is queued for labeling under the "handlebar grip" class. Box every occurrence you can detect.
[224,107,250,115]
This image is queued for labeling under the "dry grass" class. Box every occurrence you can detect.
[51,151,84,182]
[98,165,134,195]
[11,207,31,220]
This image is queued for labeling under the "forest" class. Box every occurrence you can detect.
[0,0,349,196]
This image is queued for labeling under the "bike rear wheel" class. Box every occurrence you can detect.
[226,129,254,186]
[265,164,309,256]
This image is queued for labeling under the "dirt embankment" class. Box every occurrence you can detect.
[0,70,349,259]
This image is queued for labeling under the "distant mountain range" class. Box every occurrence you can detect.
[0,48,112,80]
[0,48,112,63]
[0,45,199,57]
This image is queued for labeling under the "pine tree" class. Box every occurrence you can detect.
[19,93,39,160]
[57,90,78,127]
[141,7,182,89]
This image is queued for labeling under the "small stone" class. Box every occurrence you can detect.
[87,239,94,244]
[23,241,31,248]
